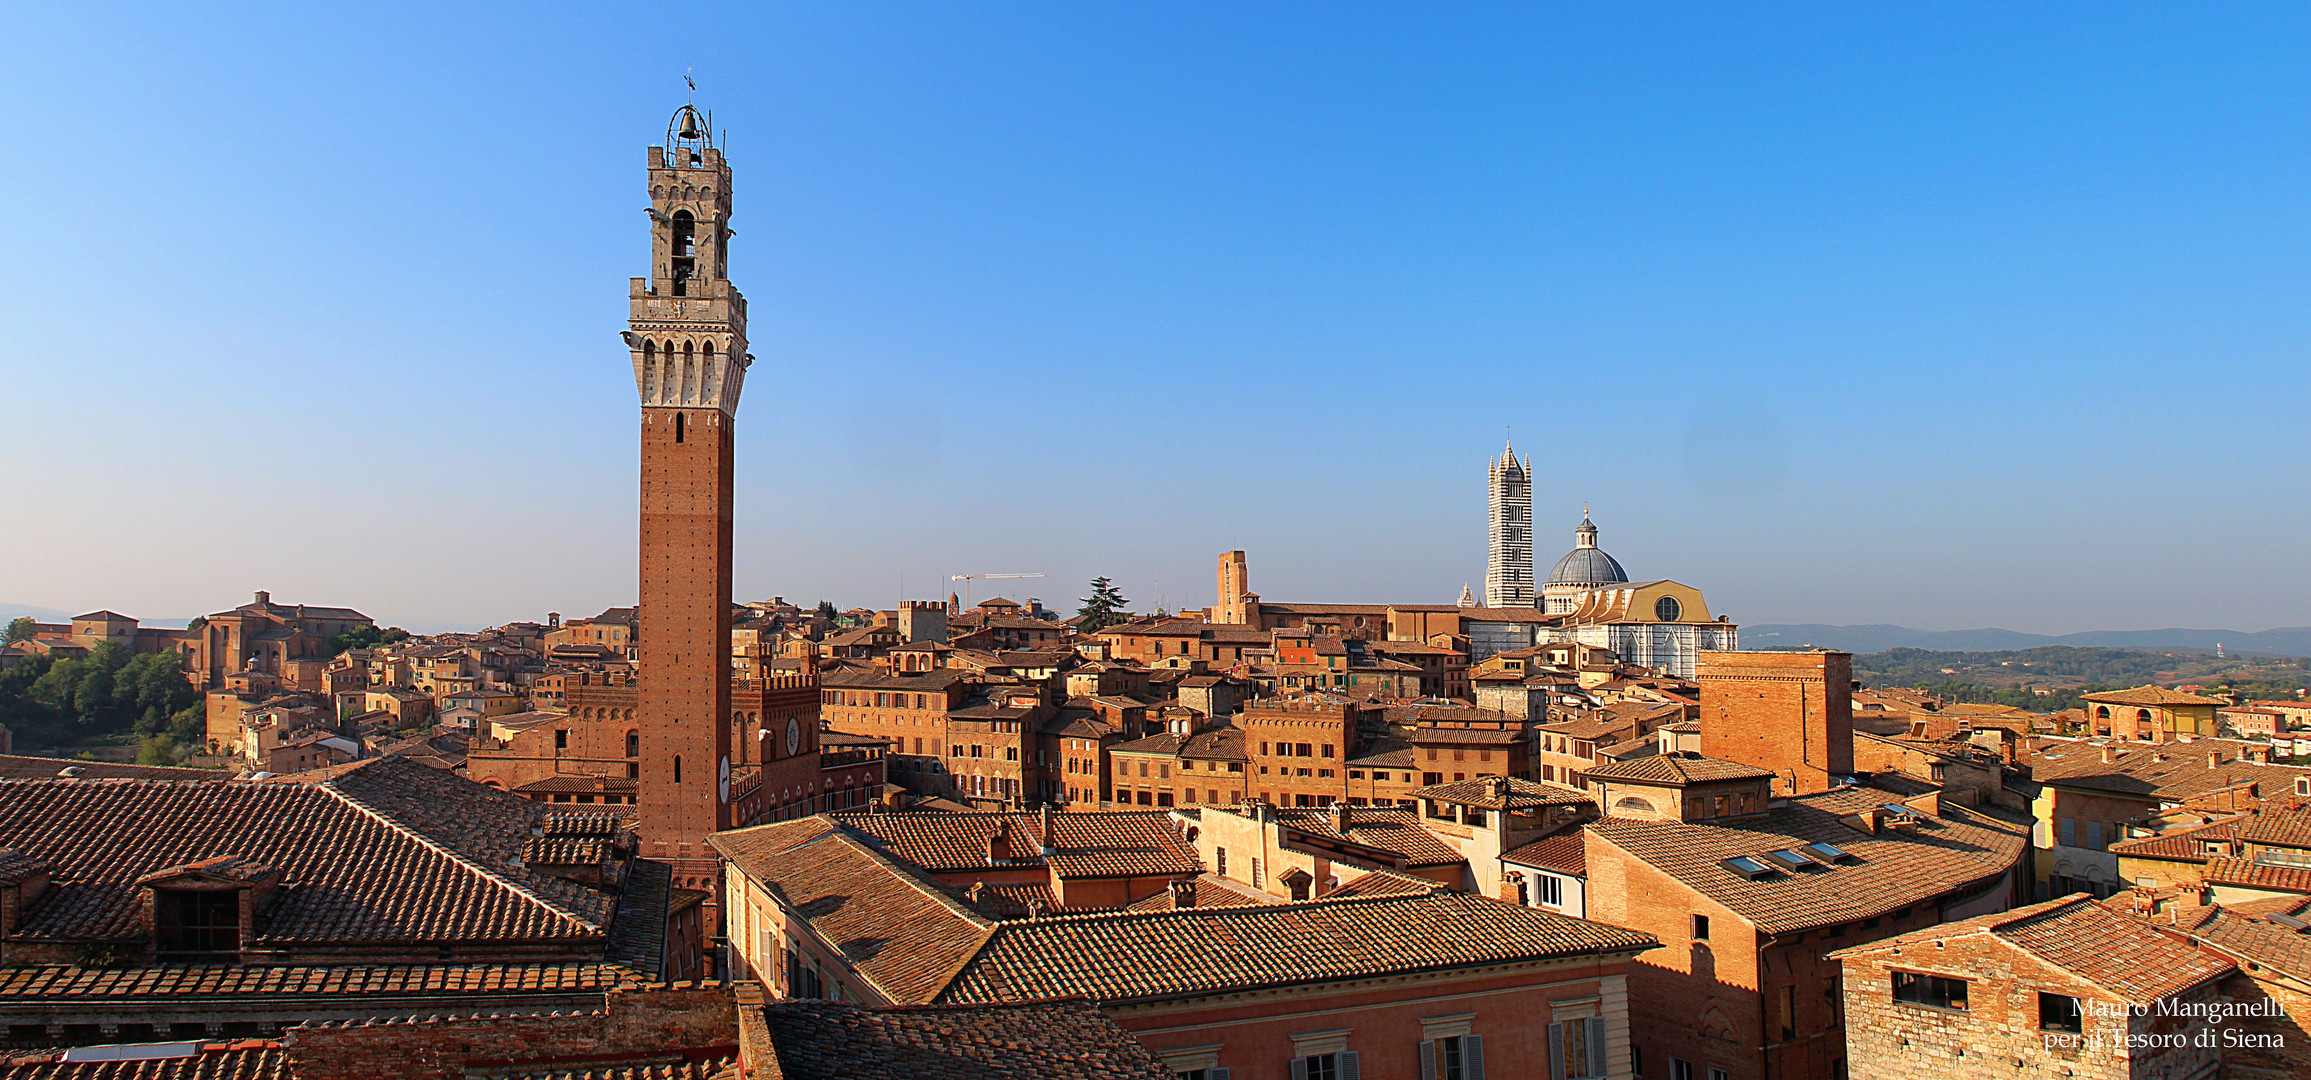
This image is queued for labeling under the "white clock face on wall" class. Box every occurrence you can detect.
[786,715,802,756]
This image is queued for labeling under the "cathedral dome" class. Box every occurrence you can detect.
[1547,514,1628,586]
[1548,547,1628,585]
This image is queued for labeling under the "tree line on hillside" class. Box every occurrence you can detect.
[0,642,205,762]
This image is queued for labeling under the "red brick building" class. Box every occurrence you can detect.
[714,814,1660,1080]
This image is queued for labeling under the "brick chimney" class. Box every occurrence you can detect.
[1169,877,1196,908]
[2101,744,2117,764]
[986,821,1012,864]
[1038,804,1056,856]
[2208,751,2224,770]
[1332,801,1351,833]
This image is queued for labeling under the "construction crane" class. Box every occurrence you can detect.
[948,572,1045,610]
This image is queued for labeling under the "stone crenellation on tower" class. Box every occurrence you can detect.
[1484,442,1534,608]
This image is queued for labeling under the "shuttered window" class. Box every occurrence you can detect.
[1545,1019,1606,1079]
[1418,1035,1485,1080]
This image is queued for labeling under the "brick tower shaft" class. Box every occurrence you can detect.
[627,102,750,893]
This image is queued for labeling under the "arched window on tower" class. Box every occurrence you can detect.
[675,412,685,444]
[671,210,697,296]
[673,755,683,783]
[641,339,657,400]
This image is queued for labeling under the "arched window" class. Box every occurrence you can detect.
[672,755,683,783]
[670,211,697,295]
[1615,796,1656,813]
[2137,709,2155,724]
[626,731,640,758]
[2095,705,2111,720]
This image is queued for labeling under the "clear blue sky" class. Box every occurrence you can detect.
[4,3,2308,634]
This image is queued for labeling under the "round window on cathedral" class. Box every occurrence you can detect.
[1654,595,1683,622]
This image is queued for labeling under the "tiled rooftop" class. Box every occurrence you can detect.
[757,1000,1168,1080]
[831,811,1198,880]
[708,819,994,1003]
[1583,753,1773,785]
[1411,776,1593,810]
[1835,894,2233,1003]
[937,891,1656,1005]
[1588,784,2030,934]
[0,758,614,947]
[0,963,634,1003]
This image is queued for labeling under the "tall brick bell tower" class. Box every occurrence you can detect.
[623,101,749,892]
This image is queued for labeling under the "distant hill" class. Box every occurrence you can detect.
[1745,624,2311,657]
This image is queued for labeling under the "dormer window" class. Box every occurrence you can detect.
[154,888,239,956]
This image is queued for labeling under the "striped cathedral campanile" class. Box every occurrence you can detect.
[1485,441,1535,608]
[624,102,749,890]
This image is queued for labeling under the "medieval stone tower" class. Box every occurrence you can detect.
[624,102,749,888]
[1485,441,1534,608]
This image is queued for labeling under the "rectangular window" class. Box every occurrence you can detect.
[155,888,240,955]
[1671,1060,1695,1080]
[1892,971,1969,1011]
[1537,875,1563,907]
[2039,992,2083,1033]
[1779,984,1796,1041]
[1692,914,1709,940]
[554,729,569,750]
[2086,821,2103,850]
[2060,817,2076,847]
[1547,1018,1603,1079]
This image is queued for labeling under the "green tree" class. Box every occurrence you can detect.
[1076,577,1131,632]
[136,734,182,767]
[3,617,35,644]
[815,600,838,620]
[329,624,410,654]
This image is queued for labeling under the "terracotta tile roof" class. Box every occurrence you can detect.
[708,819,994,1003]
[1832,894,2232,1002]
[1588,785,2030,934]
[2,1043,285,1079]
[2160,902,2311,983]
[0,963,635,1003]
[1323,868,1446,898]
[1400,726,1523,746]
[1121,874,1278,912]
[2203,857,2311,896]
[831,811,1198,880]
[1582,753,1774,785]
[937,890,1656,1005]
[1411,776,1592,810]
[2240,802,2311,849]
[2026,740,2311,802]
[1502,828,1587,875]
[0,755,224,781]
[2106,817,2245,863]
[757,1000,1168,1080]
[2084,686,2230,707]
[1178,728,1245,761]
[0,758,613,947]
[1264,807,1467,868]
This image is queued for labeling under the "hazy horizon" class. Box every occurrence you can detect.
[6,3,2309,636]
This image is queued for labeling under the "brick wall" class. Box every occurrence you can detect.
[1840,939,2222,1080]
[284,985,735,1080]
[1699,651,1853,796]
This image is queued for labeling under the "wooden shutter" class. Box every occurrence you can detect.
[1548,1022,1567,1080]
[1466,1034,1486,1080]
[1339,1051,1360,1080]
[1585,1018,1606,1079]
[1419,1040,1437,1080]
[1291,1058,1309,1080]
